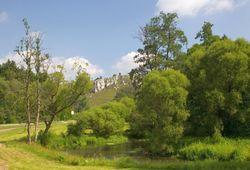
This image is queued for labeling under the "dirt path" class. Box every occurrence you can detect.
[0,128,18,133]
[0,144,8,170]
[0,161,8,170]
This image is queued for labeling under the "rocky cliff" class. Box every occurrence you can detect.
[93,73,129,93]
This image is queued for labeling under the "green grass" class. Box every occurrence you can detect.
[87,87,117,107]
[0,143,116,170]
[2,142,250,170]
[0,121,70,142]
[179,137,250,161]
[1,122,250,170]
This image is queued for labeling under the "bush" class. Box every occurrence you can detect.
[38,131,128,150]
[38,130,52,146]
[85,136,97,145]
[68,108,126,137]
[67,97,135,138]
[67,123,84,137]
[63,135,85,149]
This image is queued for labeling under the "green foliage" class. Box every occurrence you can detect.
[0,77,25,124]
[119,97,136,121]
[179,138,250,161]
[38,130,128,150]
[130,12,187,88]
[38,130,53,146]
[73,107,125,137]
[41,71,92,134]
[67,123,83,137]
[134,70,189,154]
[0,60,27,81]
[195,21,220,45]
[184,38,250,136]
[68,97,135,137]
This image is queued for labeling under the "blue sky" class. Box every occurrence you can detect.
[0,0,250,78]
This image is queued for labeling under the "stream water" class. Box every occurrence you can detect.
[67,140,146,159]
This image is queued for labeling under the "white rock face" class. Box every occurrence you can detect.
[93,74,126,93]
[94,78,106,93]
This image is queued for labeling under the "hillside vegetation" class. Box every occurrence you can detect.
[86,87,117,108]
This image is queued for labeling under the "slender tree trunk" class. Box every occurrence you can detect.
[25,69,31,144]
[34,79,41,142]
[27,97,31,144]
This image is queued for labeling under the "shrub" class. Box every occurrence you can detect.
[85,136,97,145]
[38,130,52,146]
[67,123,84,137]
[68,107,126,137]
[67,97,136,138]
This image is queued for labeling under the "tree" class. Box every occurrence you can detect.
[184,38,250,136]
[0,77,25,123]
[41,69,92,135]
[0,60,26,81]
[15,18,49,143]
[134,70,189,154]
[130,12,187,88]
[71,107,125,137]
[15,18,37,144]
[195,21,220,45]
[0,60,26,124]
[33,35,50,142]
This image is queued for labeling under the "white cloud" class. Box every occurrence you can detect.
[0,11,8,23]
[156,0,248,16]
[112,52,139,74]
[0,53,103,80]
[50,56,104,80]
[0,53,23,65]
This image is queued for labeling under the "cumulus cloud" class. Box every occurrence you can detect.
[0,53,23,65]
[50,56,103,80]
[156,0,248,16]
[112,52,140,74]
[0,53,103,80]
[0,11,8,23]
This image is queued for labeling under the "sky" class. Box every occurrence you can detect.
[0,0,250,79]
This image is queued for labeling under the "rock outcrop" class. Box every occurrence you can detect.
[93,73,129,93]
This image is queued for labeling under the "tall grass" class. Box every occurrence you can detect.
[179,138,250,161]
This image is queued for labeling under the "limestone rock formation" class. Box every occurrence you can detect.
[93,73,129,93]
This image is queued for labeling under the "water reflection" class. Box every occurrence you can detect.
[67,140,146,159]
